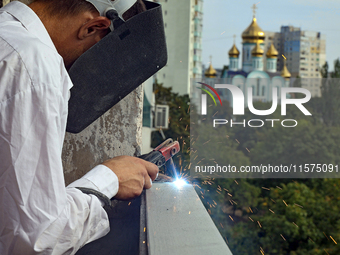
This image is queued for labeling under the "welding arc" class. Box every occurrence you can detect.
[197,82,223,106]
[197,87,217,106]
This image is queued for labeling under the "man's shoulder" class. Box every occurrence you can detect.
[0,24,62,72]
[0,22,66,96]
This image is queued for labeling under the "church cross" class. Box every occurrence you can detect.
[251,4,258,18]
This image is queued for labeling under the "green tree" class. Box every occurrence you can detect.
[151,82,191,175]
[321,61,328,78]
[318,59,340,126]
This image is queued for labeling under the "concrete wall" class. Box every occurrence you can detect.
[62,86,144,185]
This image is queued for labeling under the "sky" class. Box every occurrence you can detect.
[202,0,340,71]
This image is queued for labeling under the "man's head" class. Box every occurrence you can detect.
[29,0,146,69]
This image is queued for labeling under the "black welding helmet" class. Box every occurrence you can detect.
[66,0,167,133]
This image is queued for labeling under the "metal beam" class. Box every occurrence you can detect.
[145,183,233,255]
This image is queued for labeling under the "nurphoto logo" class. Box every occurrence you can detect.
[197,83,312,128]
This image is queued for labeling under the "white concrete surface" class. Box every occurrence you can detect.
[146,183,233,255]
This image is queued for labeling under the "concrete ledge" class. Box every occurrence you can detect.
[145,183,233,255]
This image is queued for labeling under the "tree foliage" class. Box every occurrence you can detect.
[151,77,340,254]
[151,82,190,175]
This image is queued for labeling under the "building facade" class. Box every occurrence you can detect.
[156,0,203,95]
[263,26,326,97]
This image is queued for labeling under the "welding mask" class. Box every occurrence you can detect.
[66,0,167,133]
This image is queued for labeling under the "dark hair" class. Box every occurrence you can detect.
[122,0,146,21]
[32,0,97,17]
[32,0,146,19]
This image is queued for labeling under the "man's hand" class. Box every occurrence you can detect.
[102,156,159,200]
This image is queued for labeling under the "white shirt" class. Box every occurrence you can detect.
[0,2,119,254]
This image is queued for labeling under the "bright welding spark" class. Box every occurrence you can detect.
[173,178,187,188]
[224,237,229,244]
[330,236,337,244]
[257,221,262,228]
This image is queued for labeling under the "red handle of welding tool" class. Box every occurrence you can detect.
[158,141,180,161]
[138,141,180,167]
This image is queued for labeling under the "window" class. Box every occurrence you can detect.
[262,86,265,96]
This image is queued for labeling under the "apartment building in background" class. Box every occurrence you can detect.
[264,26,326,97]
[155,0,203,95]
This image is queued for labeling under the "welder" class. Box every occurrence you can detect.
[0,0,167,254]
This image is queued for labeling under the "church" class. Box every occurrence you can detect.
[203,6,291,104]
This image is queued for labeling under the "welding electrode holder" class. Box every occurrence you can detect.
[138,151,166,167]
[138,138,180,168]
[75,139,180,213]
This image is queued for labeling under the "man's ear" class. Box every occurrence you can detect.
[78,16,111,40]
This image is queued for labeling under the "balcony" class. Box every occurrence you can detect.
[76,182,233,255]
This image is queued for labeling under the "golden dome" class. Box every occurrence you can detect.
[251,42,264,57]
[281,60,291,79]
[229,44,240,58]
[266,44,278,59]
[205,63,217,78]
[242,18,265,43]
